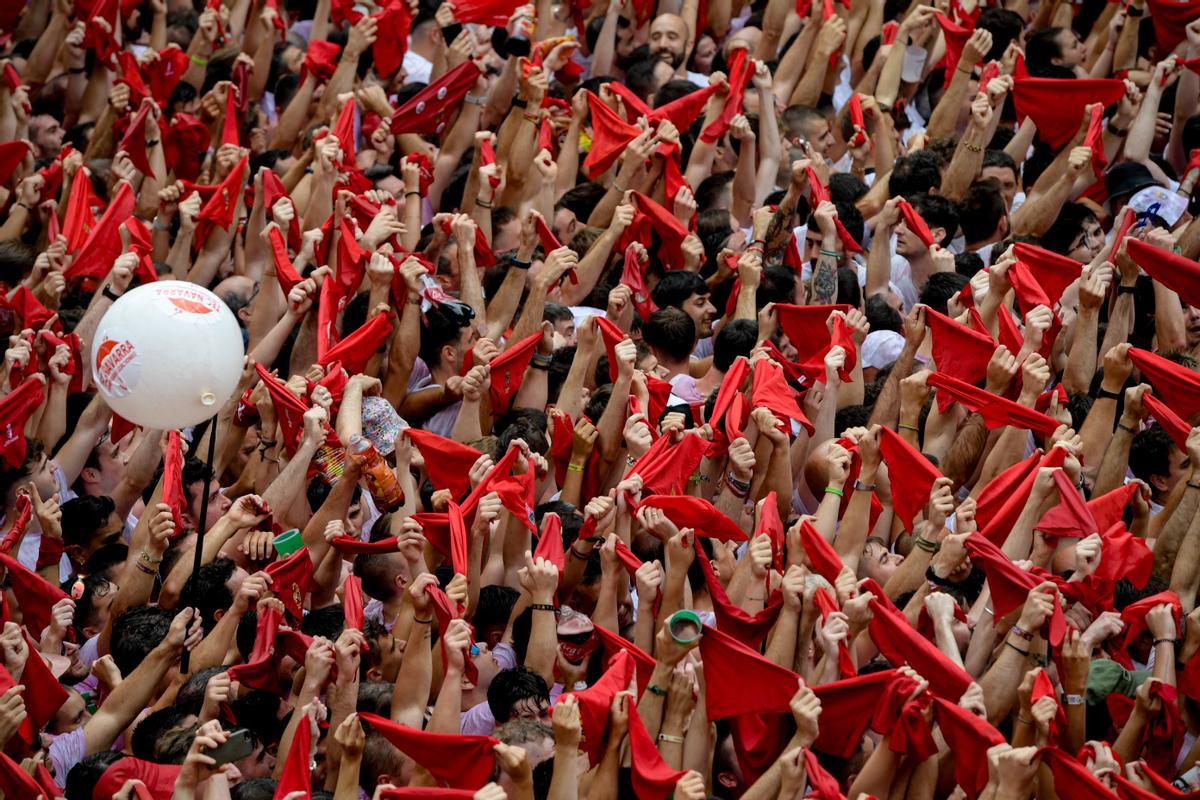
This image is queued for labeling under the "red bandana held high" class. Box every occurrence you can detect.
[1011,74,1125,150]
[274,711,313,798]
[963,533,1067,646]
[359,713,499,789]
[264,547,317,621]
[1126,237,1200,309]
[64,181,136,281]
[389,61,482,136]
[404,429,482,499]
[877,426,942,529]
[373,1,413,78]
[161,430,186,539]
[0,379,46,470]
[93,759,181,800]
[639,495,747,541]
[1129,347,1200,420]
[582,91,641,180]
[925,307,996,396]
[487,332,542,416]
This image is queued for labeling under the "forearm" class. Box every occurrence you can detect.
[268,78,317,150]
[260,439,319,530]
[24,12,68,86]
[978,637,1029,724]
[926,64,974,141]
[1063,309,1099,395]
[86,644,176,753]
[1092,423,1136,497]
[1011,173,1075,238]
[1165,482,1200,600]
[390,619,432,727]
[1124,85,1163,163]
[940,118,987,201]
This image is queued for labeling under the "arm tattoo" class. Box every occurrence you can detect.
[812,254,838,304]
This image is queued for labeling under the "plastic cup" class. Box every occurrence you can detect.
[667,609,702,645]
[273,528,303,557]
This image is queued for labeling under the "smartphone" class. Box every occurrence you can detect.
[207,729,255,766]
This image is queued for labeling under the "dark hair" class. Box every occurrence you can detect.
[176,666,226,715]
[110,606,173,676]
[910,193,960,245]
[1025,27,1067,73]
[0,439,44,501]
[982,149,1018,178]
[486,666,551,724]
[889,151,943,199]
[181,556,237,630]
[354,551,402,601]
[695,172,735,212]
[300,604,346,640]
[624,59,659,101]
[1129,425,1175,484]
[1040,203,1098,256]
[977,8,1024,61]
[959,179,1007,244]
[131,707,193,760]
[865,294,903,334]
[652,270,709,310]
[181,456,215,512]
[474,584,520,635]
[231,779,279,800]
[837,266,862,307]
[713,319,758,373]
[556,183,607,221]
[419,304,471,366]
[919,273,970,315]
[71,573,115,637]
[956,251,986,279]
[643,308,697,362]
[66,752,127,800]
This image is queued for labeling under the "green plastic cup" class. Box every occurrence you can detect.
[273,528,303,557]
[667,609,702,645]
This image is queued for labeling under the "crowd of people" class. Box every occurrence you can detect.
[1,0,1200,795]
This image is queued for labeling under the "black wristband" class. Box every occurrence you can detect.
[440,22,463,45]
[511,96,528,109]
[102,286,123,302]
[1096,387,1122,401]
[1117,284,1137,294]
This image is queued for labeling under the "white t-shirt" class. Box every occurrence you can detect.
[403,51,433,85]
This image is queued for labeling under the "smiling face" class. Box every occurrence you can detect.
[650,14,689,69]
[681,291,717,338]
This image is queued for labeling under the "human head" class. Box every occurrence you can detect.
[29,113,65,158]
[652,271,716,338]
[918,272,970,316]
[181,556,249,630]
[642,307,698,366]
[889,151,944,199]
[61,495,123,567]
[649,14,689,70]
[182,456,232,532]
[896,193,959,257]
[958,179,1009,247]
[487,666,551,726]
[784,105,836,158]
[981,150,1020,211]
[1040,203,1103,261]
[1026,27,1086,72]
[214,275,257,327]
[713,319,758,373]
[418,304,478,377]
[0,439,55,510]
[1130,425,1190,503]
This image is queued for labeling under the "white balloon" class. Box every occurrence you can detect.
[90,281,245,429]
